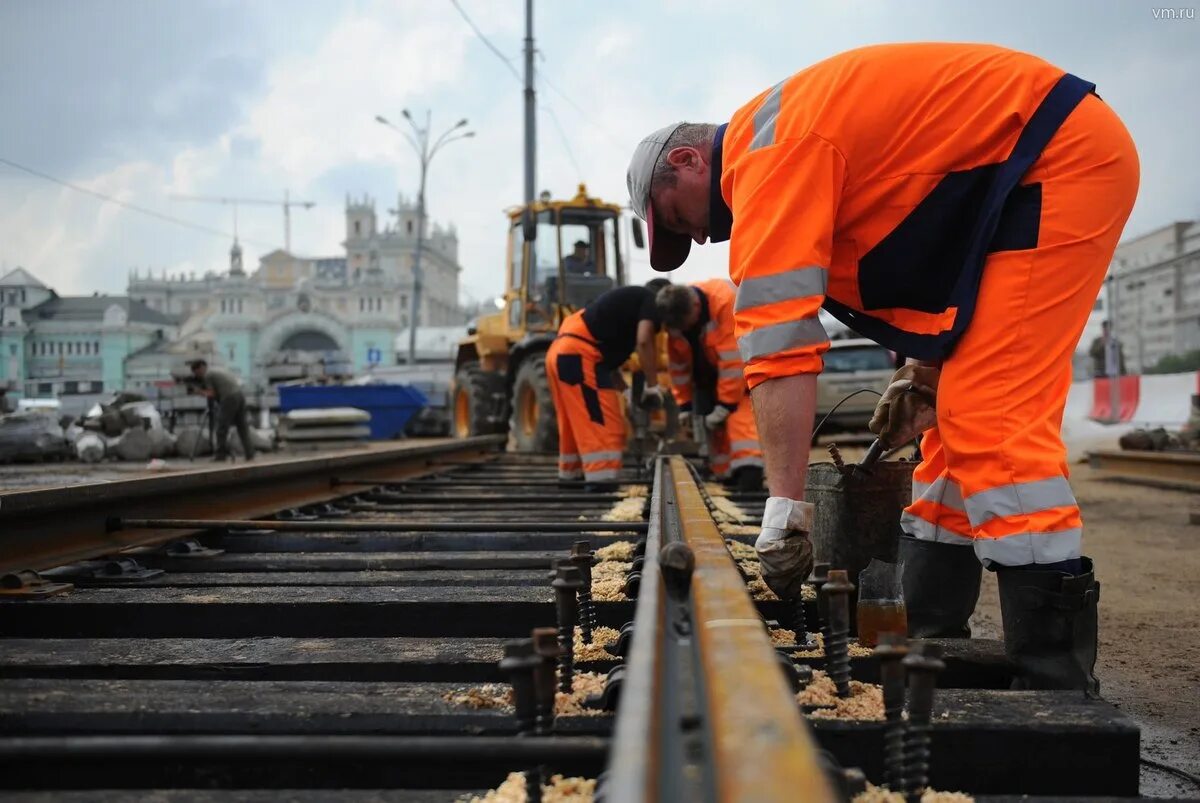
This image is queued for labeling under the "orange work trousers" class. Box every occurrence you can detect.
[708,402,763,480]
[546,312,626,482]
[902,93,1139,567]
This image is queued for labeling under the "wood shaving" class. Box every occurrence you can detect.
[791,632,873,659]
[442,683,512,710]
[747,575,779,601]
[709,495,748,523]
[591,561,630,601]
[619,484,648,498]
[797,670,884,721]
[601,497,646,522]
[721,524,760,536]
[595,541,635,562]
[853,783,973,803]
[555,671,610,716]
[574,625,619,662]
[704,483,729,497]
[726,539,757,560]
[769,627,796,645]
[460,771,596,803]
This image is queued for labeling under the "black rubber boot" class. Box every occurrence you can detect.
[899,534,983,638]
[997,557,1100,694]
[732,466,764,493]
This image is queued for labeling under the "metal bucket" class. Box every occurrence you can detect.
[807,460,914,582]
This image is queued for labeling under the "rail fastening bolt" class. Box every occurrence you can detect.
[569,541,597,643]
[530,627,561,734]
[499,638,539,735]
[822,568,855,698]
[809,562,831,646]
[902,642,945,802]
[552,562,585,694]
[875,631,909,791]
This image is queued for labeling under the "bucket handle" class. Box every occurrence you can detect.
[811,388,884,441]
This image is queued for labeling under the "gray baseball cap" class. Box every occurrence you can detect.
[627,122,693,272]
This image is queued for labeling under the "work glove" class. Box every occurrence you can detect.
[868,364,940,447]
[704,405,731,429]
[756,497,815,601]
[677,410,692,431]
[639,384,664,410]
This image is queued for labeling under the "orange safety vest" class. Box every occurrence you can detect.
[666,278,746,412]
[713,43,1095,388]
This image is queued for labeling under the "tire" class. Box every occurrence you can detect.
[452,364,508,439]
[509,355,558,453]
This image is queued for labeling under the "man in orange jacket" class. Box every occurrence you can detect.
[656,279,764,491]
[626,43,1139,691]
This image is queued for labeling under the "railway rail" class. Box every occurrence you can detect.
[0,439,1143,800]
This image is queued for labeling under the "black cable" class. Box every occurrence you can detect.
[1141,755,1200,789]
[447,0,522,82]
[811,388,884,441]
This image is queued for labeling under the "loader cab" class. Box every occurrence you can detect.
[503,185,625,335]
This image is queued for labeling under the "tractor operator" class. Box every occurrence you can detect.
[626,43,1139,692]
[547,284,665,485]
[656,280,764,491]
[187,359,256,462]
[563,239,595,275]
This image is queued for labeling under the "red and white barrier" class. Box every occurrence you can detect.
[1085,372,1196,428]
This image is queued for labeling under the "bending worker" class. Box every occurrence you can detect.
[547,284,665,484]
[656,280,764,491]
[187,359,255,462]
[626,43,1139,691]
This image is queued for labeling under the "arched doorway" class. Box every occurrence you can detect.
[280,330,341,352]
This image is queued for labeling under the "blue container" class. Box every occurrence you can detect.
[278,384,429,440]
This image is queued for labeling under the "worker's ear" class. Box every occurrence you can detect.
[664,146,706,174]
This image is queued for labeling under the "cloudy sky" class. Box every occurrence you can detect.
[1,0,1196,304]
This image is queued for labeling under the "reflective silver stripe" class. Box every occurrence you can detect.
[730,440,760,453]
[718,368,742,380]
[734,266,827,313]
[730,456,764,470]
[559,469,583,480]
[559,453,581,465]
[973,527,1083,568]
[718,350,740,362]
[911,476,965,512]
[668,362,689,371]
[900,511,975,547]
[738,317,828,363]
[703,320,718,334]
[585,468,620,481]
[581,450,623,464]
[963,477,1077,528]
[750,81,784,151]
[671,375,689,386]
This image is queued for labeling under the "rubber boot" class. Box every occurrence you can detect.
[997,557,1100,694]
[899,534,982,638]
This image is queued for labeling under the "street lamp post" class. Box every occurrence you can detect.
[376,111,474,365]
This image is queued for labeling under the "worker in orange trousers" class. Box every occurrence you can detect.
[627,43,1139,691]
[657,279,764,491]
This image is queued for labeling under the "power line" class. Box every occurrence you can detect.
[448,0,521,83]
[0,156,271,248]
[536,63,627,152]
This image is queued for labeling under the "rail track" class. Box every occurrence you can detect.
[0,439,1144,800]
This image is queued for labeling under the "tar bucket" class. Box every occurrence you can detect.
[806,460,914,593]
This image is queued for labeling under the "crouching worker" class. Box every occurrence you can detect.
[188,359,255,462]
[546,284,665,486]
[656,280,763,491]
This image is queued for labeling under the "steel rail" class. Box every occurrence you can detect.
[606,456,834,803]
[1087,448,1200,491]
[0,436,504,575]
[111,518,649,534]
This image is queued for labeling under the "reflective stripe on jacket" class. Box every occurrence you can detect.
[718,43,1088,388]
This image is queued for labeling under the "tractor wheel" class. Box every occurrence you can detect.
[509,355,558,453]
[452,364,508,439]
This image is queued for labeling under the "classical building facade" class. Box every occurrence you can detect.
[0,195,468,412]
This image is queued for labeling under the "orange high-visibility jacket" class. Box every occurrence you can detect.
[666,278,746,412]
[715,43,1094,388]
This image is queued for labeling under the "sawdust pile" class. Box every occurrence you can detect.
[725,539,757,560]
[574,625,619,662]
[595,540,636,562]
[619,484,648,498]
[442,683,512,710]
[601,496,647,522]
[769,627,796,645]
[721,524,760,536]
[460,772,596,803]
[791,632,873,659]
[797,670,884,721]
[556,671,609,716]
[747,575,779,601]
[591,561,630,601]
[709,495,748,523]
[704,483,729,497]
[853,783,974,803]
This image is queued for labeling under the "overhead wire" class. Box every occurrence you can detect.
[0,156,272,248]
[448,0,521,83]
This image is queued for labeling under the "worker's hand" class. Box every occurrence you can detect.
[756,497,815,600]
[704,406,731,429]
[868,364,940,447]
[677,410,691,431]
[639,384,664,410]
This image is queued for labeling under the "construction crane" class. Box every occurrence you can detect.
[169,191,315,253]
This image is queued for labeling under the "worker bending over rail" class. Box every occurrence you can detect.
[656,280,764,491]
[547,284,665,484]
[188,359,255,462]
[627,42,1139,691]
